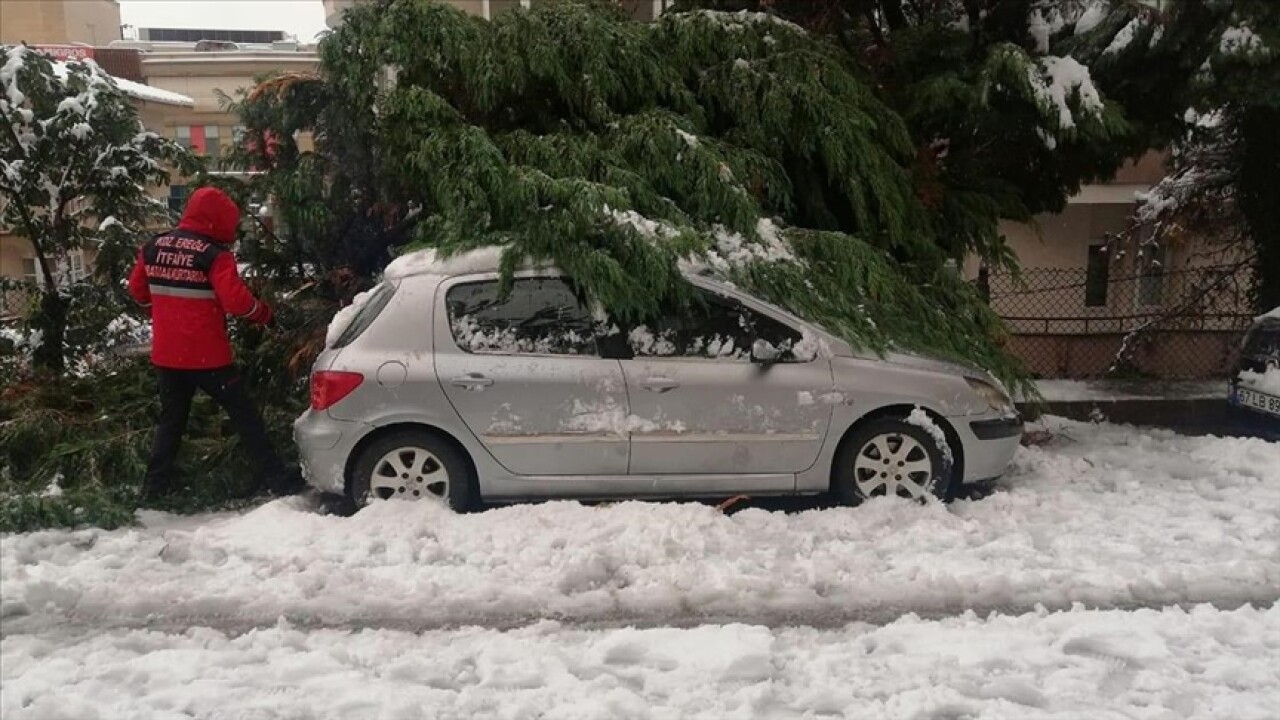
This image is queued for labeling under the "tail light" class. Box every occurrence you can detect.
[311,371,364,411]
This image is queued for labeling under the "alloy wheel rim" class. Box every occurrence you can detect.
[369,446,450,502]
[853,433,934,499]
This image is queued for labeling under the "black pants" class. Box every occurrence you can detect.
[144,366,287,494]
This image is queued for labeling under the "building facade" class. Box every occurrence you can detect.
[0,0,122,46]
[118,39,319,214]
[969,153,1254,379]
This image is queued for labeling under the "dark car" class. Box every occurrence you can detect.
[1228,308,1280,437]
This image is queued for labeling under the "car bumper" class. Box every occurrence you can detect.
[293,409,361,495]
[953,413,1023,484]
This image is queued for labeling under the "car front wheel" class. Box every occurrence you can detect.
[349,429,478,511]
[832,418,954,504]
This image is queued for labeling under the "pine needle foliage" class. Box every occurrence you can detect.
[235,0,1033,390]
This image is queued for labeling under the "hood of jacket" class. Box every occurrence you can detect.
[177,187,240,245]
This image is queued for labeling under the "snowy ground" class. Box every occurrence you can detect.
[1031,379,1225,402]
[4,605,1277,720]
[3,417,1279,718]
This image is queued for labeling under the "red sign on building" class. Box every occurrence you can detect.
[34,45,96,62]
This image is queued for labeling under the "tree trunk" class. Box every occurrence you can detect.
[29,244,67,374]
[30,289,68,374]
[878,0,907,31]
[1239,105,1280,313]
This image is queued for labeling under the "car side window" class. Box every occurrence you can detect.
[628,290,801,361]
[446,277,598,356]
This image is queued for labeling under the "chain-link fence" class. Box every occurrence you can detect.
[0,283,34,323]
[982,264,1256,380]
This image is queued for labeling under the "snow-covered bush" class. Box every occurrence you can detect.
[0,44,196,373]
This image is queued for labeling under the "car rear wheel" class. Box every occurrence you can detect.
[832,418,953,504]
[349,429,478,511]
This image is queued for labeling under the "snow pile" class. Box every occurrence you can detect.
[627,325,677,356]
[699,218,797,274]
[1033,379,1224,403]
[110,76,194,108]
[789,330,827,361]
[1102,16,1144,56]
[324,288,374,347]
[451,315,590,355]
[675,9,807,36]
[1136,168,1207,223]
[1239,367,1280,395]
[4,604,1278,720]
[4,418,1278,632]
[605,205,681,240]
[1030,56,1105,130]
[384,246,516,280]
[674,128,699,148]
[1073,3,1108,35]
[1220,25,1268,56]
[105,314,151,345]
[1185,106,1225,129]
[1027,5,1069,54]
[905,406,954,465]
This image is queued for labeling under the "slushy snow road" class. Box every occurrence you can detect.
[4,605,1278,719]
[2,417,1279,718]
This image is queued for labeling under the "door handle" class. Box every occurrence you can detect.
[450,373,494,390]
[640,377,680,393]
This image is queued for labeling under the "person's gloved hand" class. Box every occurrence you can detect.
[246,301,274,327]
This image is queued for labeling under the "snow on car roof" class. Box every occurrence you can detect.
[384,246,546,280]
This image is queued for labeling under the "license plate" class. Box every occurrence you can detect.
[1235,386,1280,417]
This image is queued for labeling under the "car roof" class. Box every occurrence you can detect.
[385,246,718,285]
[385,247,543,280]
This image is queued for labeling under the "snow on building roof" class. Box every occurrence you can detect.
[110,74,194,107]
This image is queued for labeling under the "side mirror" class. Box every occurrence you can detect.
[751,339,782,364]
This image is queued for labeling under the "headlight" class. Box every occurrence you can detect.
[966,377,1014,414]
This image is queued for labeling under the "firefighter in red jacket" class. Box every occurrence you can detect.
[128,187,299,499]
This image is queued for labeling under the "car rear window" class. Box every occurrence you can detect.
[332,282,397,349]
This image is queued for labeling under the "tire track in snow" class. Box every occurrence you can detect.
[4,592,1276,638]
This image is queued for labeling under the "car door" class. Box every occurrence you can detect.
[619,285,835,478]
[434,273,629,476]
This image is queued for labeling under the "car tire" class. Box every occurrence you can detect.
[348,429,478,512]
[832,417,954,505]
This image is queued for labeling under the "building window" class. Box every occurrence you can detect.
[21,258,40,286]
[55,251,87,287]
[145,28,284,44]
[1138,243,1169,307]
[1085,243,1110,307]
[205,125,221,157]
[176,125,218,155]
[21,252,85,288]
[169,185,188,215]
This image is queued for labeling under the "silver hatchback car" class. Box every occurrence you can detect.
[295,250,1023,510]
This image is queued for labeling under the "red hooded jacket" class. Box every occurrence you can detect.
[128,187,272,369]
